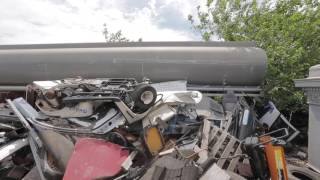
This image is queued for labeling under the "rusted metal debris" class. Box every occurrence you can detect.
[0,78,316,180]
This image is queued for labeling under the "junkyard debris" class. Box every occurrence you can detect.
[0,77,317,180]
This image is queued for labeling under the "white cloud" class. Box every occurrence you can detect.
[0,0,204,44]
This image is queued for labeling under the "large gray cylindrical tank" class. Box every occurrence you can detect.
[0,41,267,86]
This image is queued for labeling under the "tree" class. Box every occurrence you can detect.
[189,0,320,114]
[102,24,142,42]
[103,24,130,42]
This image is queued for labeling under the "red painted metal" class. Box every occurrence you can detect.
[63,138,129,180]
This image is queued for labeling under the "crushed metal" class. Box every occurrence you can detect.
[0,77,316,180]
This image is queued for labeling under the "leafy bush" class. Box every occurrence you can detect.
[189,0,320,113]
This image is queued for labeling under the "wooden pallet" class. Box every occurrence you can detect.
[207,126,244,172]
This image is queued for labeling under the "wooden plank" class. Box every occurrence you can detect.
[227,145,242,171]
[222,112,233,131]
[243,158,250,164]
[197,119,211,163]
[210,131,229,156]
[207,126,242,172]
[208,126,218,143]
[217,138,236,167]
[181,166,200,180]
[200,164,230,180]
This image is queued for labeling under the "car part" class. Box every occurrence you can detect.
[11,97,123,135]
[30,78,156,115]
[10,79,156,134]
[142,103,176,127]
[0,138,28,161]
[36,100,94,118]
[63,138,129,180]
[287,165,320,180]
[144,126,165,155]
[42,151,63,179]
[130,84,157,113]
[37,130,74,171]
[7,99,43,147]
[160,91,202,105]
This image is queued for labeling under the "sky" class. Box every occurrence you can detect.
[0,0,206,44]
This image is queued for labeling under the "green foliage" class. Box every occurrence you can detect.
[189,0,320,113]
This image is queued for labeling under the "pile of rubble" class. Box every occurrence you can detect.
[0,78,318,180]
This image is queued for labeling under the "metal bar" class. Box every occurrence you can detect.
[6,99,43,147]
[28,135,46,180]
[0,138,28,161]
[0,86,26,91]
[0,41,257,50]
[6,99,33,130]
[187,85,262,92]
[202,93,262,97]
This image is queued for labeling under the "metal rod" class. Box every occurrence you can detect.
[0,86,25,91]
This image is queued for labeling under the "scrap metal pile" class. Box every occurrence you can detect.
[0,77,317,180]
[0,41,318,180]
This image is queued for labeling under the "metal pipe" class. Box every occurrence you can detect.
[0,42,267,87]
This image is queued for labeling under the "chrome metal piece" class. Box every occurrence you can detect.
[67,118,91,127]
[114,100,151,124]
[91,110,125,134]
[142,103,176,127]
[7,98,43,147]
[0,138,28,161]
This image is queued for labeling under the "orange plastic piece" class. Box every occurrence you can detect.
[144,126,164,155]
[260,136,288,180]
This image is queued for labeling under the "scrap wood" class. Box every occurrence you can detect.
[200,164,230,180]
[197,118,210,163]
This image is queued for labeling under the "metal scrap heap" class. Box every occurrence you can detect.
[0,77,317,180]
[0,42,318,180]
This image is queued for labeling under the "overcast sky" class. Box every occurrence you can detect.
[0,0,206,44]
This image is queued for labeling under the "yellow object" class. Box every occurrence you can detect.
[144,126,164,155]
[260,136,288,180]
